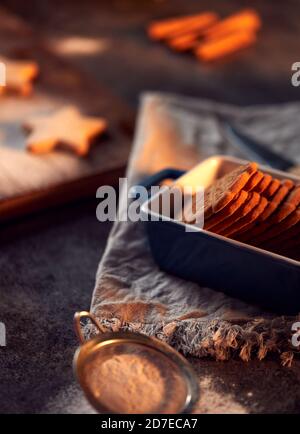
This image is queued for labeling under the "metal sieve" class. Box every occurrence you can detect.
[73,311,199,414]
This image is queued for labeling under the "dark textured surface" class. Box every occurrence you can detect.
[1,0,300,414]
[0,201,110,413]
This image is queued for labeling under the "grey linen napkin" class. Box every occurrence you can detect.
[90,93,300,366]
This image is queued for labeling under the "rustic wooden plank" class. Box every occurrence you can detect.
[0,7,133,221]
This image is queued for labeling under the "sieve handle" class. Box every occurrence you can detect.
[74,311,105,344]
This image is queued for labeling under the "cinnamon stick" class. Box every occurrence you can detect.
[148,12,218,40]
[167,30,206,52]
[195,30,257,62]
[204,9,261,40]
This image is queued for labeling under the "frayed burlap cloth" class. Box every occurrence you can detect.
[91,93,300,366]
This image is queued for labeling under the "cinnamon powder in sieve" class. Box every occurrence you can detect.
[85,345,188,414]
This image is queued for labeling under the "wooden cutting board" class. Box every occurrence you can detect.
[0,7,133,222]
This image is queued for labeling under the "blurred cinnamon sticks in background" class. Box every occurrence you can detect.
[148,9,261,61]
[148,12,219,40]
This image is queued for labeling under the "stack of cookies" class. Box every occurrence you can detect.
[183,162,300,260]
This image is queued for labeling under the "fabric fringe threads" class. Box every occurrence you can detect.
[87,314,300,367]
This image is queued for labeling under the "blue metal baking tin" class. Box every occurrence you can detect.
[140,156,300,315]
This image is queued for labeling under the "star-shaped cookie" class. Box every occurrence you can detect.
[0,55,39,96]
[23,106,108,156]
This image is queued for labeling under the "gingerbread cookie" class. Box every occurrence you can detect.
[271,185,300,223]
[24,106,107,156]
[278,229,300,253]
[213,191,260,235]
[240,180,294,242]
[204,190,248,230]
[263,178,281,198]
[211,162,257,214]
[183,162,257,223]
[243,171,264,191]
[256,208,300,246]
[0,55,39,96]
[252,173,272,194]
[264,222,300,250]
[224,196,268,238]
[261,180,295,221]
